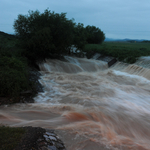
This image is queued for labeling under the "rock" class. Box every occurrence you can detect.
[55,142,64,149]
[38,129,66,150]
[14,127,66,150]
[20,90,32,96]
[48,136,57,141]
[46,132,57,136]
[108,58,117,67]
[47,145,57,150]
[91,53,117,67]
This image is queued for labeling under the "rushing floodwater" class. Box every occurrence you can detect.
[1,56,150,150]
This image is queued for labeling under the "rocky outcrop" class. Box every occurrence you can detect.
[91,53,117,67]
[15,127,66,150]
[38,129,66,150]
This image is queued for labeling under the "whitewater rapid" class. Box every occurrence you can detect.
[1,56,150,150]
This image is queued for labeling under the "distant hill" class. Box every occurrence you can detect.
[0,31,15,38]
[105,38,149,43]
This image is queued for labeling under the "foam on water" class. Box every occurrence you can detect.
[1,56,150,150]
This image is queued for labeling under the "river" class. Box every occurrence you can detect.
[1,56,150,150]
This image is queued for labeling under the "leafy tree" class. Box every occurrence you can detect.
[73,23,87,50]
[14,9,75,62]
[14,9,105,62]
[85,25,105,44]
[25,27,54,62]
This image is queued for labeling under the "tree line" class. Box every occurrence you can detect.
[0,9,105,100]
[14,9,105,63]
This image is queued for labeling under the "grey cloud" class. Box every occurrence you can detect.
[0,0,150,39]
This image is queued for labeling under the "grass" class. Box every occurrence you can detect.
[0,126,25,150]
[84,42,150,63]
[84,42,150,52]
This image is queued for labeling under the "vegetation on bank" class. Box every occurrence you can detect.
[0,9,105,102]
[0,9,150,149]
[13,9,105,64]
[84,42,150,63]
[0,126,25,150]
[1,8,150,103]
[0,32,37,103]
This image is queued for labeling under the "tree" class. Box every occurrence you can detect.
[14,9,105,63]
[73,23,87,50]
[14,9,75,62]
[25,27,54,62]
[85,25,105,44]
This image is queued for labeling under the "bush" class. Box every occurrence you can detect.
[125,56,137,64]
[0,57,31,97]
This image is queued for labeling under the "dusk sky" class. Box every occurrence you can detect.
[0,0,150,40]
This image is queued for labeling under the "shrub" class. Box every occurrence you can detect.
[0,57,31,97]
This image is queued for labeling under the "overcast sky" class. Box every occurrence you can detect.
[0,0,150,40]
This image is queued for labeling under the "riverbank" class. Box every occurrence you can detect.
[0,66,67,150]
[1,56,150,150]
[0,126,66,150]
[0,67,43,106]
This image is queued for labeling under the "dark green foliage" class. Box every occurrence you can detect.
[142,40,150,43]
[0,31,15,39]
[0,126,25,150]
[125,56,137,64]
[25,27,54,63]
[84,42,150,64]
[73,23,87,50]
[85,25,105,44]
[0,32,16,51]
[14,9,105,63]
[0,56,31,97]
[14,9,75,62]
[0,32,36,99]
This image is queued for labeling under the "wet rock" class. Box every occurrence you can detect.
[48,136,57,141]
[37,129,66,150]
[46,132,56,136]
[55,142,64,149]
[47,145,57,150]
[15,126,66,150]
[38,141,47,147]
[44,134,49,139]
[91,53,117,67]
[40,146,48,150]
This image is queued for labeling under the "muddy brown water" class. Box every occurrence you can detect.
[1,56,150,150]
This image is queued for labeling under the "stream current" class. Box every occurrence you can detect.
[1,56,150,150]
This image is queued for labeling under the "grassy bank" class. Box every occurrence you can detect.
[84,42,150,63]
[0,126,25,150]
[0,32,39,105]
[1,31,150,102]
[0,126,46,150]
